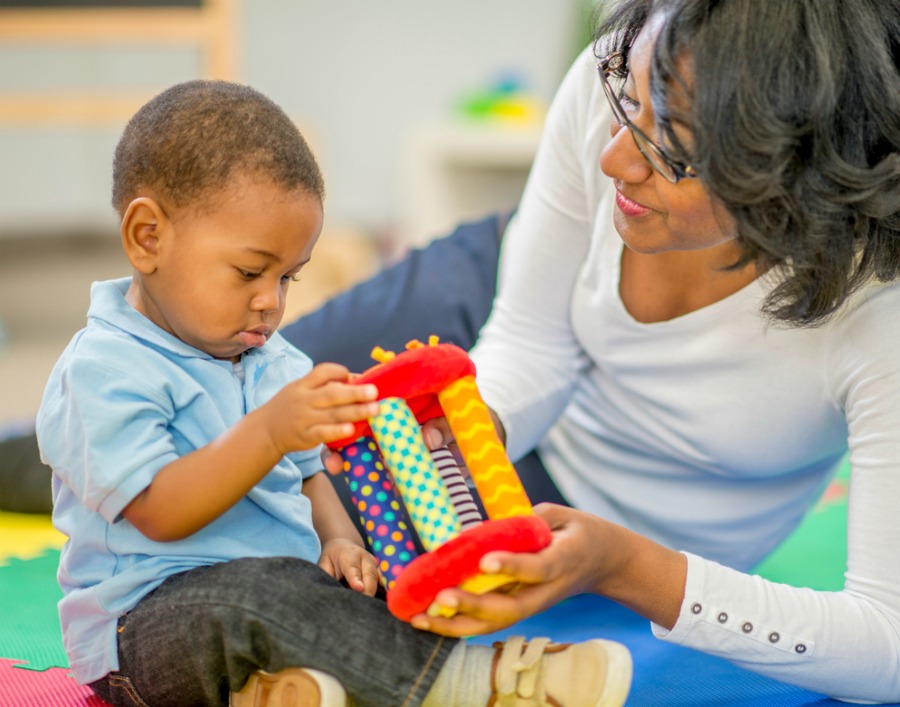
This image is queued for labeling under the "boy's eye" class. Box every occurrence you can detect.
[238,269,261,279]
[281,273,301,284]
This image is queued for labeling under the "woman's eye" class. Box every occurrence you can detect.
[619,92,640,112]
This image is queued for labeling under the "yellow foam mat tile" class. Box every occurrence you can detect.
[0,512,65,566]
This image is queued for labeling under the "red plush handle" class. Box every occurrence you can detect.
[326,342,476,450]
[387,515,552,621]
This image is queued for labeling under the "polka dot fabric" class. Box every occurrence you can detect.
[342,438,418,590]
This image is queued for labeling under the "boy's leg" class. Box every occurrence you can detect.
[90,555,632,707]
[90,556,456,707]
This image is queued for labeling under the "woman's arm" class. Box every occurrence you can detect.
[470,46,608,459]
[412,503,687,633]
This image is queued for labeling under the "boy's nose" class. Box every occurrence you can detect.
[251,284,282,312]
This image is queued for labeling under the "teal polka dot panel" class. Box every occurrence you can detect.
[370,398,461,550]
[342,437,419,590]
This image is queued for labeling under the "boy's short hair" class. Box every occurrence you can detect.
[111,80,324,216]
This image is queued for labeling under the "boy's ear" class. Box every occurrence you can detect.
[120,197,169,274]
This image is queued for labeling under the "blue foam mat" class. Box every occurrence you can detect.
[469,593,896,706]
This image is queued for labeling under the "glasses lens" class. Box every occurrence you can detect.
[630,132,678,183]
[599,57,688,184]
[600,74,628,126]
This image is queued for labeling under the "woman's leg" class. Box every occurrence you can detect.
[90,557,456,707]
[514,451,570,507]
[0,419,52,513]
[281,213,505,372]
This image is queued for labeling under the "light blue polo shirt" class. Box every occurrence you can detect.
[36,278,324,685]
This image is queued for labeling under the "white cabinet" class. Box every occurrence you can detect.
[399,119,542,249]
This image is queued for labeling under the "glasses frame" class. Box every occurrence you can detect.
[598,52,697,184]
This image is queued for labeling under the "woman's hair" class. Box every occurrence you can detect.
[112,80,324,217]
[596,0,900,326]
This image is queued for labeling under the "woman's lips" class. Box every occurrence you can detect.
[615,190,653,218]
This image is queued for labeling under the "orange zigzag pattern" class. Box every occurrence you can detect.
[438,376,533,519]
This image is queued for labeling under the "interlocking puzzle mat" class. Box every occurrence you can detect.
[0,512,103,706]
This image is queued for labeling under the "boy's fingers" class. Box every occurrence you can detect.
[344,561,363,589]
[322,448,345,475]
[362,564,381,596]
[305,362,351,385]
[317,555,337,579]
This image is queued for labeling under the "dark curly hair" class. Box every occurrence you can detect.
[112,80,324,217]
[596,0,900,326]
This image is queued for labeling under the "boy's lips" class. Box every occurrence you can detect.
[237,328,271,348]
[615,189,653,218]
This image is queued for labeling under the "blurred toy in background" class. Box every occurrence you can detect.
[457,71,546,126]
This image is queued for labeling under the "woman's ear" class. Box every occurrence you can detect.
[120,197,168,274]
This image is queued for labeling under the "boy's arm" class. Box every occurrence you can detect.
[303,471,380,595]
[302,471,366,548]
[122,363,378,542]
[121,406,287,542]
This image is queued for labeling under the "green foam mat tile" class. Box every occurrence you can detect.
[0,549,69,671]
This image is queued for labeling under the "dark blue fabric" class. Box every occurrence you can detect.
[281,213,504,373]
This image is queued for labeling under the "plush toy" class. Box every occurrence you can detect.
[326,336,552,622]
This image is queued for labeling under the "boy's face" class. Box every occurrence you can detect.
[128,176,323,362]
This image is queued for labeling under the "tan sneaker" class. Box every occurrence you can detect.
[488,636,632,707]
[230,667,347,707]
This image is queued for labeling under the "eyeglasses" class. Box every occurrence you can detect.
[597,52,697,184]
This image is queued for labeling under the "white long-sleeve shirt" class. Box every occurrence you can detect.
[470,46,900,703]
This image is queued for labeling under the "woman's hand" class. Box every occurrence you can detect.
[409,503,686,637]
[318,537,382,596]
[408,503,610,636]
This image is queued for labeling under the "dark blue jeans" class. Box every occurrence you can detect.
[90,556,455,707]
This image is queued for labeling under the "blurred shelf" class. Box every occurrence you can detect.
[399,119,542,249]
[0,0,237,126]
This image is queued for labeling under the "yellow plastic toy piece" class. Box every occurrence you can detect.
[426,571,520,618]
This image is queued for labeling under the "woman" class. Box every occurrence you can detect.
[373,0,900,703]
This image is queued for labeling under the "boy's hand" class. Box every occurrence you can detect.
[265,363,379,454]
[319,538,381,596]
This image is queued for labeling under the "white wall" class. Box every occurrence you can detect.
[0,1,593,244]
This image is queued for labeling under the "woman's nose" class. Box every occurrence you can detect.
[599,121,653,183]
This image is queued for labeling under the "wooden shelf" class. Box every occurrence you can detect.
[0,0,237,125]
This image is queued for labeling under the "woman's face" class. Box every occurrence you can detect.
[599,12,736,254]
